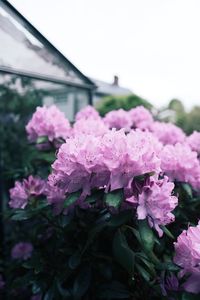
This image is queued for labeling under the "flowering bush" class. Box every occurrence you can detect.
[2,105,200,299]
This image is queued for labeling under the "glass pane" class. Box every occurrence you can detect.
[0,5,85,84]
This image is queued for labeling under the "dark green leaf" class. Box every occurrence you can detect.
[138,219,154,251]
[68,252,81,270]
[105,189,123,208]
[135,263,150,282]
[182,183,193,198]
[108,210,132,227]
[97,281,130,299]
[63,191,81,208]
[160,225,175,239]
[73,265,91,299]
[113,229,135,275]
[36,136,48,144]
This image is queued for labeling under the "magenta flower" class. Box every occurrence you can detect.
[150,121,186,145]
[136,176,178,236]
[73,118,109,137]
[103,109,132,131]
[160,143,200,190]
[129,106,153,130]
[75,105,100,121]
[186,131,200,153]
[9,176,46,209]
[11,242,33,260]
[174,221,200,294]
[26,105,71,143]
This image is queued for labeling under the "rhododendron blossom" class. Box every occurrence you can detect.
[150,121,186,145]
[160,143,200,190]
[129,106,153,130]
[75,105,100,121]
[174,221,200,294]
[103,109,132,130]
[50,129,161,200]
[136,176,178,236]
[73,118,109,137]
[11,242,33,260]
[9,176,46,209]
[26,105,71,143]
[186,131,200,153]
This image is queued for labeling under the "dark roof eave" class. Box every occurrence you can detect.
[0,66,97,90]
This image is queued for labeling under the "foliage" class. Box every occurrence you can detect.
[1,104,200,299]
[96,94,153,116]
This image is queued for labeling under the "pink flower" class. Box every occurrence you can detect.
[129,106,153,130]
[136,176,178,236]
[186,131,200,153]
[103,109,132,131]
[73,118,109,137]
[174,221,200,294]
[9,176,46,209]
[75,105,100,121]
[26,105,71,143]
[160,143,200,190]
[150,121,186,145]
[50,129,161,200]
[11,242,33,260]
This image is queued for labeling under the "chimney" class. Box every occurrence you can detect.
[113,75,119,86]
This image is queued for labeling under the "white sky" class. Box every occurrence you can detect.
[10,0,200,109]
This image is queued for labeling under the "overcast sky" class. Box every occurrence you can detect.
[10,0,200,109]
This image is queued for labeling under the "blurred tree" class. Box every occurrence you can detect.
[0,75,43,194]
[96,94,153,116]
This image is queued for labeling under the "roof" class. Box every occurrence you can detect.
[91,78,132,96]
[0,0,95,90]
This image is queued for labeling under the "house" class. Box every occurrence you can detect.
[91,75,132,104]
[0,0,132,120]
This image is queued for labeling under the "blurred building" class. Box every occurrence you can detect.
[0,0,96,121]
[91,75,132,104]
[0,1,131,120]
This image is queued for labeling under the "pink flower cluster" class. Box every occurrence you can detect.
[160,143,200,190]
[129,106,154,129]
[150,122,186,145]
[9,176,46,209]
[50,129,161,197]
[136,176,178,236]
[103,106,153,131]
[73,118,109,137]
[75,105,101,121]
[104,109,132,131]
[174,221,200,294]
[186,131,200,153]
[26,105,71,143]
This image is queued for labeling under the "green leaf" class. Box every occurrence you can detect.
[56,280,71,298]
[73,266,91,299]
[135,263,150,282]
[156,261,180,271]
[11,210,30,221]
[108,210,132,227]
[68,252,81,270]
[138,219,154,251]
[36,136,49,144]
[182,292,200,300]
[97,281,130,299]
[113,229,135,275]
[182,183,193,198]
[105,189,123,208]
[160,225,175,239]
[63,191,81,209]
